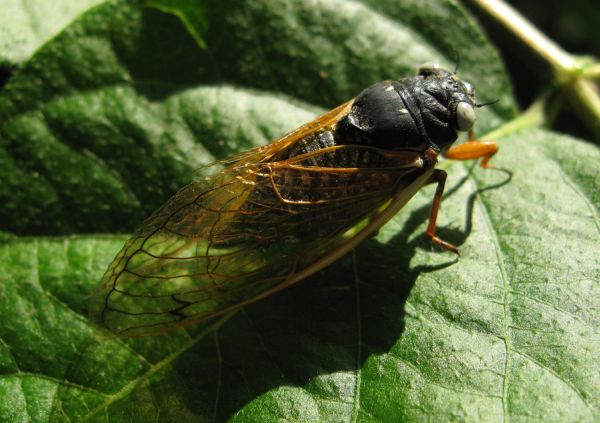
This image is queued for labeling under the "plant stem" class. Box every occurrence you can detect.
[582,64,600,80]
[469,0,600,140]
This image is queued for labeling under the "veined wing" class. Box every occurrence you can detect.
[90,145,424,336]
[91,102,425,336]
[196,100,355,176]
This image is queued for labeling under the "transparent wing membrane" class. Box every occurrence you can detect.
[91,104,424,336]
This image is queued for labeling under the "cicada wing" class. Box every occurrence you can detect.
[256,100,353,161]
[89,163,291,336]
[190,100,353,179]
[90,101,425,337]
[91,158,422,337]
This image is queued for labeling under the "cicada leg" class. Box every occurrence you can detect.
[443,129,498,168]
[425,169,459,254]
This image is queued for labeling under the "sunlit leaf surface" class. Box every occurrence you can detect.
[1,0,598,422]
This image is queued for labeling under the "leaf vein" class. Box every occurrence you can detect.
[557,167,600,234]
[471,178,512,423]
[510,289,590,327]
[388,351,503,400]
[513,348,595,411]
[0,372,108,396]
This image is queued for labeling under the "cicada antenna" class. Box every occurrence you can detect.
[475,99,500,108]
[453,51,461,75]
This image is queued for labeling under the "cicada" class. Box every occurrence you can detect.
[90,65,499,336]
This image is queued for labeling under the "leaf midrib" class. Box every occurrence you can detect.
[471,176,513,423]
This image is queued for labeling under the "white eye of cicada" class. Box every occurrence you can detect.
[455,101,475,131]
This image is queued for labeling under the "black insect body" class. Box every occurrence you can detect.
[336,66,476,152]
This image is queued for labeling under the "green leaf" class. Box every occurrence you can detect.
[1,128,598,422]
[2,0,598,422]
[0,0,104,66]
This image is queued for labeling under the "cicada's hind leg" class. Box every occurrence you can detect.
[425,169,459,254]
[443,129,498,168]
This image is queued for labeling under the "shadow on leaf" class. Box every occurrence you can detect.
[164,170,509,420]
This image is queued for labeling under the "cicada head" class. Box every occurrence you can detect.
[336,64,477,153]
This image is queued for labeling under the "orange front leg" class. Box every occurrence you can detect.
[443,129,498,168]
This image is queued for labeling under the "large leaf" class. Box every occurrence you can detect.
[0,128,598,422]
[2,0,598,422]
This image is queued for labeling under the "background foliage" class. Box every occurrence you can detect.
[0,0,598,421]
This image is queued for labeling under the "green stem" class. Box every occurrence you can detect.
[469,0,600,140]
[582,63,600,80]
[470,0,575,73]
